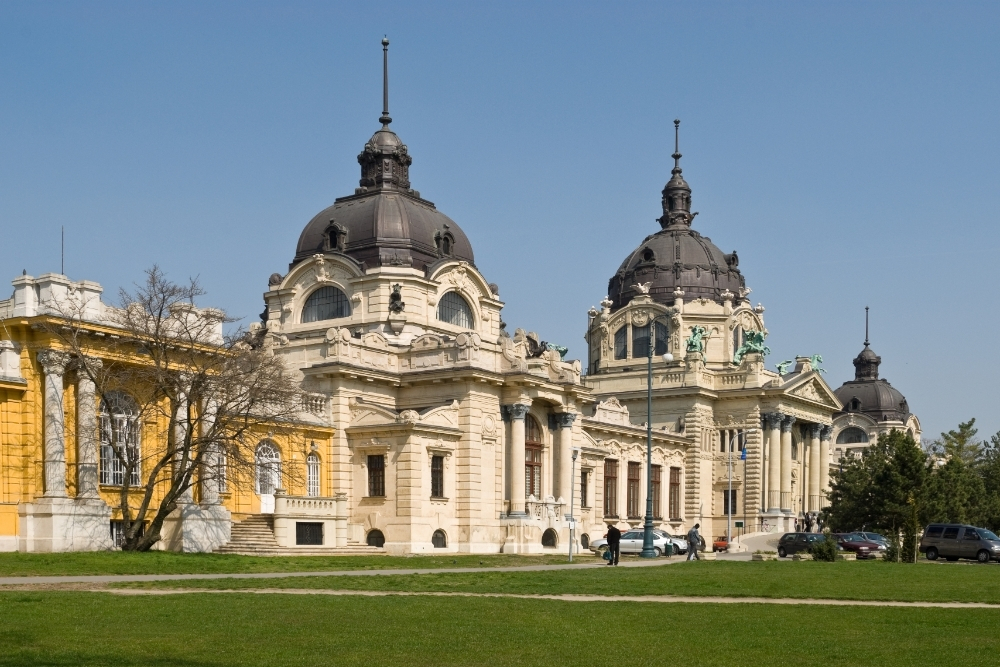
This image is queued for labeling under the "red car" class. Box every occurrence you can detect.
[833,532,884,559]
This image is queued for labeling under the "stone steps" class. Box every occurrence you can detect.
[213,514,383,556]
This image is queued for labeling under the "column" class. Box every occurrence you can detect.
[766,413,781,512]
[174,384,193,504]
[808,424,821,512]
[75,357,102,498]
[780,415,795,512]
[38,350,71,498]
[507,403,531,516]
[200,400,220,505]
[820,426,832,508]
[556,413,576,504]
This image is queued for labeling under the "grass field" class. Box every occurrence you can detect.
[120,560,1000,604]
[0,551,579,577]
[2,591,998,666]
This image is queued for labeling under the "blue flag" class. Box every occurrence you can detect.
[740,447,747,460]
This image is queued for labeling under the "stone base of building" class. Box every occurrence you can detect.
[18,496,113,552]
[760,510,793,533]
[160,503,232,553]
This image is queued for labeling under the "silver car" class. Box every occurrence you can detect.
[589,529,682,558]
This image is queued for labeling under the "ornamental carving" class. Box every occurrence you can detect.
[631,309,650,327]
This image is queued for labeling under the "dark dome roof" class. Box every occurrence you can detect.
[292,120,474,272]
[834,342,911,423]
[607,122,744,310]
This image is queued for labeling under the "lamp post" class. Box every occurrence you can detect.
[725,429,754,547]
[568,447,579,562]
[641,321,673,559]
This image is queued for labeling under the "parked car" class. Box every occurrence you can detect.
[832,533,884,559]
[589,529,679,557]
[656,530,687,555]
[713,537,729,552]
[854,531,889,548]
[777,532,830,558]
[920,524,1000,563]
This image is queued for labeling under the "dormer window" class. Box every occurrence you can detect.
[435,230,455,257]
[325,222,346,252]
[641,248,655,263]
[850,398,861,411]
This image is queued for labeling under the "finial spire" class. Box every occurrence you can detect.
[380,36,391,127]
[672,119,682,172]
[864,306,870,347]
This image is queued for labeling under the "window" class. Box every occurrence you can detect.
[604,460,618,517]
[627,462,641,518]
[652,465,662,519]
[255,441,281,495]
[581,533,590,549]
[654,321,669,356]
[669,467,681,520]
[367,454,385,497]
[580,470,589,508]
[366,529,385,547]
[926,525,944,538]
[215,448,227,495]
[437,291,473,328]
[301,286,350,323]
[542,528,558,547]
[837,427,869,444]
[109,520,143,549]
[432,529,447,548]
[296,522,323,545]
[614,327,627,360]
[525,415,543,498]
[942,526,959,540]
[963,529,980,541]
[732,325,746,358]
[431,455,445,498]
[723,489,737,515]
[641,248,654,262]
[720,429,746,452]
[306,453,320,497]
[632,324,650,359]
[99,391,141,487]
[435,231,454,256]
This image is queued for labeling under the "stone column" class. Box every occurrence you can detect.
[507,403,531,516]
[37,350,71,498]
[199,399,220,505]
[808,423,822,512]
[174,385,193,504]
[766,413,781,512]
[556,413,576,504]
[779,415,795,512]
[820,426,832,507]
[75,357,102,498]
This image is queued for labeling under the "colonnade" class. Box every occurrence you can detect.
[503,401,576,517]
[762,412,831,515]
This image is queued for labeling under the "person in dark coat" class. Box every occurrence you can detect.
[686,523,701,561]
[605,524,621,566]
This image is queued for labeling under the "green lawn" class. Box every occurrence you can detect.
[1,591,997,666]
[0,551,581,577]
[124,560,1000,604]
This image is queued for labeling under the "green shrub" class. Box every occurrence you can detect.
[810,533,839,562]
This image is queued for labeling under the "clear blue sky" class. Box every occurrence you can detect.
[2,1,998,443]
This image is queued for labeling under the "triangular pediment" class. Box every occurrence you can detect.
[782,373,843,410]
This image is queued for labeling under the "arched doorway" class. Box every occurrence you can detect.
[542,528,558,548]
[432,529,447,548]
[255,441,281,514]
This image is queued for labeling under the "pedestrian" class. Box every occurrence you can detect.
[605,524,621,566]
[686,523,701,561]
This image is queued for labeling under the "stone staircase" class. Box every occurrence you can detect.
[213,514,383,556]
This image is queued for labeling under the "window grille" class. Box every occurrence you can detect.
[110,520,126,548]
[652,464,662,519]
[632,324,650,359]
[366,529,385,547]
[614,327,627,360]
[437,291,473,328]
[301,286,350,323]
[255,441,281,494]
[723,489,738,516]
[367,454,385,497]
[669,466,681,520]
[216,449,227,494]
[306,453,320,497]
[654,321,669,356]
[432,529,447,548]
[524,415,543,498]
[604,459,618,517]
[431,455,444,498]
[296,522,323,545]
[99,392,141,487]
[627,462,641,518]
[580,470,589,508]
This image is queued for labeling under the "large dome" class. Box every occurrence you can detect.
[607,121,744,310]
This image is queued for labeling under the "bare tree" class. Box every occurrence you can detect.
[46,267,302,551]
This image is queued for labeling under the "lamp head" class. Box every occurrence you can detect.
[662,353,674,362]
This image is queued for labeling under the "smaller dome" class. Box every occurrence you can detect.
[834,338,911,423]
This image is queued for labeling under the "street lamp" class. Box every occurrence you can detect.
[568,447,580,562]
[641,322,673,559]
[725,429,754,547]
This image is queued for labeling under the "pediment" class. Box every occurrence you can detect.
[783,375,842,409]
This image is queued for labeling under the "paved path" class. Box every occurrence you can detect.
[104,587,1000,609]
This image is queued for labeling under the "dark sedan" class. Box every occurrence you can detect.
[833,533,884,559]
[777,532,830,558]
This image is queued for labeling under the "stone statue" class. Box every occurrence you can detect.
[685,325,707,362]
[731,329,770,366]
[388,284,405,314]
[632,282,652,295]
[776,359,793,375]
[809,354,826,373]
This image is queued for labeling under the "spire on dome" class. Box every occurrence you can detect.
[658,119,698,230]
[357,36,413,193]
[853,306,881,380]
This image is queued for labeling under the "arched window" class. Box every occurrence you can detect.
[654,321,669,356]
[633,324,650,358]
[437,291,473,328]
[525,415,543,499]
[366,529,385,547]
[306,452,320,497]
[99,391,141,486]
[542,528,558,547]
[432,529,447,548]
[837,427,869,444]
[580,533,590,549]
[301,286,351,323]
[614,327,627,360]
[255,441,281,495]
[732,325,745,358]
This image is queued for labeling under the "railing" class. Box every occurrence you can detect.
[525,497,565,520]
[302,394,328,416]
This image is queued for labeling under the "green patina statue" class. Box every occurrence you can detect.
[546,343,569,359]
[685,326,707,362]
[809,354,825,373]
[732,329,771,366]
[776,359,794,375]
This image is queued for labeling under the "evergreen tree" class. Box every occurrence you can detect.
[979,432,1000,532]
[925,419,987,526]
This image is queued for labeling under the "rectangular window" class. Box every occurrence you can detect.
[580,470,589,508]
[632,324,650,359]
[367,454,385,497]
[654,321,669,356]
[295,522,324,545]
[652,465,662,519]
[720,429,746,452]
[614,327,628,360]
[723,489,737,515]
[926,525,944,538]
[431,455,444,498]
[942,526,959,540]
[627,462,641,519]
[669,467,681,520]
[604,459,618,517]
[525,446,542,498]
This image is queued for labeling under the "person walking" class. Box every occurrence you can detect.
[686,523,701,561]
[605,524,621,566]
